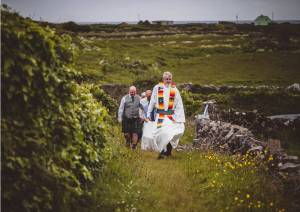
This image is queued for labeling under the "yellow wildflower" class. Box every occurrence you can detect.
[268,155,273,161]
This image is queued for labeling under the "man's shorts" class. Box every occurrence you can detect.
[122,118,141,134]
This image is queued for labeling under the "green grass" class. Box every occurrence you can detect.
[76,122,293,212]
[84,143,289,211]
[174,52,300,85]
[74,34,300,85]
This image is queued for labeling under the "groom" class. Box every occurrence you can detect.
[146,72,185,159]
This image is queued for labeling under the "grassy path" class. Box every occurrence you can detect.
[88,122,289,212]
[90,143,290,212]
[125,149,284,212]
[131,120,207,211]
[134,151,206,212]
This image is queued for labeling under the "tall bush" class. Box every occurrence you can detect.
[2,8,110,211]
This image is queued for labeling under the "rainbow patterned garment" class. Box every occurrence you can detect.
[157,82,176,128]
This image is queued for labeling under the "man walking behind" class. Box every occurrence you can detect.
[140,90,153,119]
[118,86,143,149]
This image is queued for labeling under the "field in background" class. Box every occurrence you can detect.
[74,33,300,85]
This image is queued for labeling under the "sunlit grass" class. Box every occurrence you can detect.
[80,123,289,211]
[98,148,287,211]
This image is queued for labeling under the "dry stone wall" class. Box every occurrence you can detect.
[194,103,300,188]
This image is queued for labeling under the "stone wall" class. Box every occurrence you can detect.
[194,107,300,190]
[216,108,300,138]
[179,83,300,94]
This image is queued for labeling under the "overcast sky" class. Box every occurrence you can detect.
[3,0,300,23]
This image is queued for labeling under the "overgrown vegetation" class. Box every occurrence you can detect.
[1,8,113,211]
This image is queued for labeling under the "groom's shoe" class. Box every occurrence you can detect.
[165,143,173,156]
[158,151,167,160]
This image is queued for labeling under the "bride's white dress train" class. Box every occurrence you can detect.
[141,118,185,152]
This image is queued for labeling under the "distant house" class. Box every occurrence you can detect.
[152,20,174,26]
[254,15,272,26]
[118,22,129,26]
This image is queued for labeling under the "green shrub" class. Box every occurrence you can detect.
[90,84,118,115]
[181,90,203,116]
[2,9,110,211]
[61,21,92,33]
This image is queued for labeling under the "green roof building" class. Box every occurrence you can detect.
[254,14,272,26]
